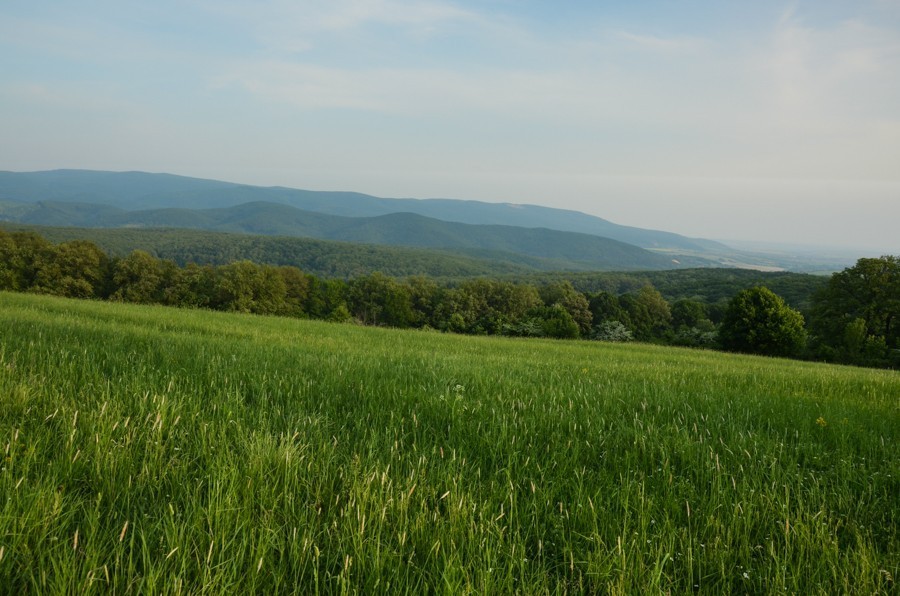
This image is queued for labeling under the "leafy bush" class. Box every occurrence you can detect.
[719,286,806,357]
[591,320,634,342]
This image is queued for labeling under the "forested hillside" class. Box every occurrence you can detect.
[0,199,712,271]
[0,169,726,252]
[508,269,828,311]
[2,170,871,272]
[2,228,895,368]
[0,223,707,276]
[0,224,537,278]
[0,224,825,305]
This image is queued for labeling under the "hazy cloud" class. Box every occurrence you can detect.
[1,1,898,249]
[616,31,709,53]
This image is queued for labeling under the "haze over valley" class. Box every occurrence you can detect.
[2,2,899,254]
[0,169,883,273]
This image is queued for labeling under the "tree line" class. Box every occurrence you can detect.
[3,224,829,302]
[1,230,897,368]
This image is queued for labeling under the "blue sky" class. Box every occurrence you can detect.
[2,1,899,251]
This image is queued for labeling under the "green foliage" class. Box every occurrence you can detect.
[719,287,807,357]
[639,268,829,311]
[275,265,310,317]
[305,277,348,320]
[0,225,833,311]
[621,286,673,341]
[537,304,581,339]
[214,261,287,315]
[111,250,164,304]
[327,302,352,323]
[0,224,535,279]
[588,290,628,326]
[539,281,593,335]
[590,319,634,342]
[347,272,414,327]
[0,227,894,368]
[31,239,108,298]
[0,198,686,272]
[670,299,717,348]
[435,280,542,335]
[164,262,217,308]
[671,326,718,349]
[843,317,868,357]
[671,299,710,329]
[519,268,828,311]
[0,293,896,593]
[0,232,25,291]
[405,275,439,327]
[810,256,900,366]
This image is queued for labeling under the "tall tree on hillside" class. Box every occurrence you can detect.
[537,304,580,339]
[4,232,51,290]
[620,286,672,340]
[0,231,24,291]
[671,299,710,330]
[166,263,217,308]
[670,298,716,347]
[111,250,163,304]
[539,281,592,336]
[435,280,542,335]
[809,255,900,364]
[305,277,349,321]
[347,272,413,327]
[406,275,439,328]
[276,266,310,317]
[589,290,629,329]
[31,240,108,299]
[216,261,287,315]
[719,286,806,357]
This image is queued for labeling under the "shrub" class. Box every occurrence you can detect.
[591,320,634,342]
[719,286,806,357]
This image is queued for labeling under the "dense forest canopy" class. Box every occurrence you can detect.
[0,223,828,306]
[1,229,896,368]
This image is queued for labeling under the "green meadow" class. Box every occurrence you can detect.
[0,292,897,593]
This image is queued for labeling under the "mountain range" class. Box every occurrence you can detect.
[0,169,803,272]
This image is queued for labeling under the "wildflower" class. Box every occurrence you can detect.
[816,417,827,427]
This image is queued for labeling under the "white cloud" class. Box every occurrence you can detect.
[3,1,899,247]
[727,10,900,179]
[213,2,900,184]
[217,60,598,119]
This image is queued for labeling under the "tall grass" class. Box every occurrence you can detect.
[0,292,897,593]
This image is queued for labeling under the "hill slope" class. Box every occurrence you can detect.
[0,292,896,593]
[1,200,713,271]
[0,169,728,252]
[0,223,558,278]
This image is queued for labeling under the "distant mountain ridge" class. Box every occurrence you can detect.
[0,198,712,271]
[0,169,728,253]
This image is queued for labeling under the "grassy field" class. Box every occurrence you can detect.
[0,292,897,593]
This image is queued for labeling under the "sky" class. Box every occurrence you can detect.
[1,0,899,252]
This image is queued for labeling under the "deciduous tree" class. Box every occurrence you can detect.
[719,286,806,357]
[111,250,163,304]
[539,281,592,336]
[810,256,900,362]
